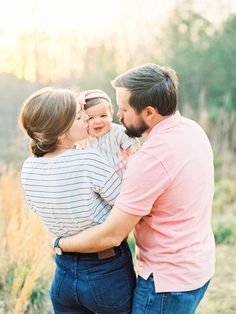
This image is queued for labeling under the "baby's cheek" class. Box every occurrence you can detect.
[88,122,95,135]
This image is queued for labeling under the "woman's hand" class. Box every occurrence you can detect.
[47,229,57,249]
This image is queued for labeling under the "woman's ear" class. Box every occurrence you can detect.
[58,133,66,141]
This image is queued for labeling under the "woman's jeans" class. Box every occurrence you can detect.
[132,274,210,314]
[50,241,136,314]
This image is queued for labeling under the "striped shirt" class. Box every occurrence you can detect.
[89,123,138,176]
[21,148,121,237]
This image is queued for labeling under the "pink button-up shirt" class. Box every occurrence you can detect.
[115,111,215,292]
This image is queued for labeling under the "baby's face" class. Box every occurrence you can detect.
[85,100,113,137]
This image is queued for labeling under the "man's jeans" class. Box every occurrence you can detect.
[132,274,210,314]
[50,241,136,314]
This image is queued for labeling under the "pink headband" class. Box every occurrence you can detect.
[78,91,111,109]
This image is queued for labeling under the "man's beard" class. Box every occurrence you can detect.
[120,118,149,138]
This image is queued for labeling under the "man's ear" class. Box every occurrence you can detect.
[143,106,157,121]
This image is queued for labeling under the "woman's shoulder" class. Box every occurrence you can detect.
[22,156,38,167]
[22,148,109,167]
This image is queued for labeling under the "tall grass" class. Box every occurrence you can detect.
[0,168,54,314]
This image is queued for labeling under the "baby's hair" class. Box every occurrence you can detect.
[79,89,112,111]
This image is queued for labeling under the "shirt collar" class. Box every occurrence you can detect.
[148,111,182,137]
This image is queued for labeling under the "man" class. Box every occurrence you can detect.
[51,64,215,314]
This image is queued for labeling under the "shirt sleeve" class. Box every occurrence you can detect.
[115,151,171,216]
[113,124,139,150]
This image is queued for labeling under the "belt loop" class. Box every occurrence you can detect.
[119,240,127,255]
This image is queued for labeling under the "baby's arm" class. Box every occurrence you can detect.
[113,123,141,155]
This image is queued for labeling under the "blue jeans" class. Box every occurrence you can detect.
[50,241,136,314]
[132,274,210,314]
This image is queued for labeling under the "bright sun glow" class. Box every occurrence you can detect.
[1,0,235,49]
[0,0,235,81]
[0,0,176,46]
[0,0,176,81]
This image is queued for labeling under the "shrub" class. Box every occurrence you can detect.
[213,219,236,245]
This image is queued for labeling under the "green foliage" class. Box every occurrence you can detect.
[213,220,236,245]
[26,277,51,314]
[206,15,236,111]
[0,268,15,313]
[213,156,223,176]
[160,7,215,111]
[128,233,136,257]
[197,244,236,313]
[213,177,235,214]
[212,156,236,245]
[0,266,51,314]
[159,5,236,114]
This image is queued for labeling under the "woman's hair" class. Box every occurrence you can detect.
[20,87,78,157]
[79,89,112,111]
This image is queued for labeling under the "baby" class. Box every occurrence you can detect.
[78,89,140,176]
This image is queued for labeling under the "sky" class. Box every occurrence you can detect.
[0,0,236,49]
[0,0,235,81]
[0,0,176,47]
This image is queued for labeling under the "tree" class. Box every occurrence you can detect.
[160,6,215,115]
[207,14,236,112]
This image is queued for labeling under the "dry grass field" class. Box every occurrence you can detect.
[0,166,235,314]
[0,169,54,314]
[197,245,236,314]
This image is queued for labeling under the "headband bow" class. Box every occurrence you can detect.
[78,91,111,110]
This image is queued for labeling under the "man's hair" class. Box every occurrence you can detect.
[111,63,179,115]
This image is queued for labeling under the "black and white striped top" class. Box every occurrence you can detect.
[89,123,138,176]
[21,148,121,237]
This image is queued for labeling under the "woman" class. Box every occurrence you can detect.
[20,87,136,314]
